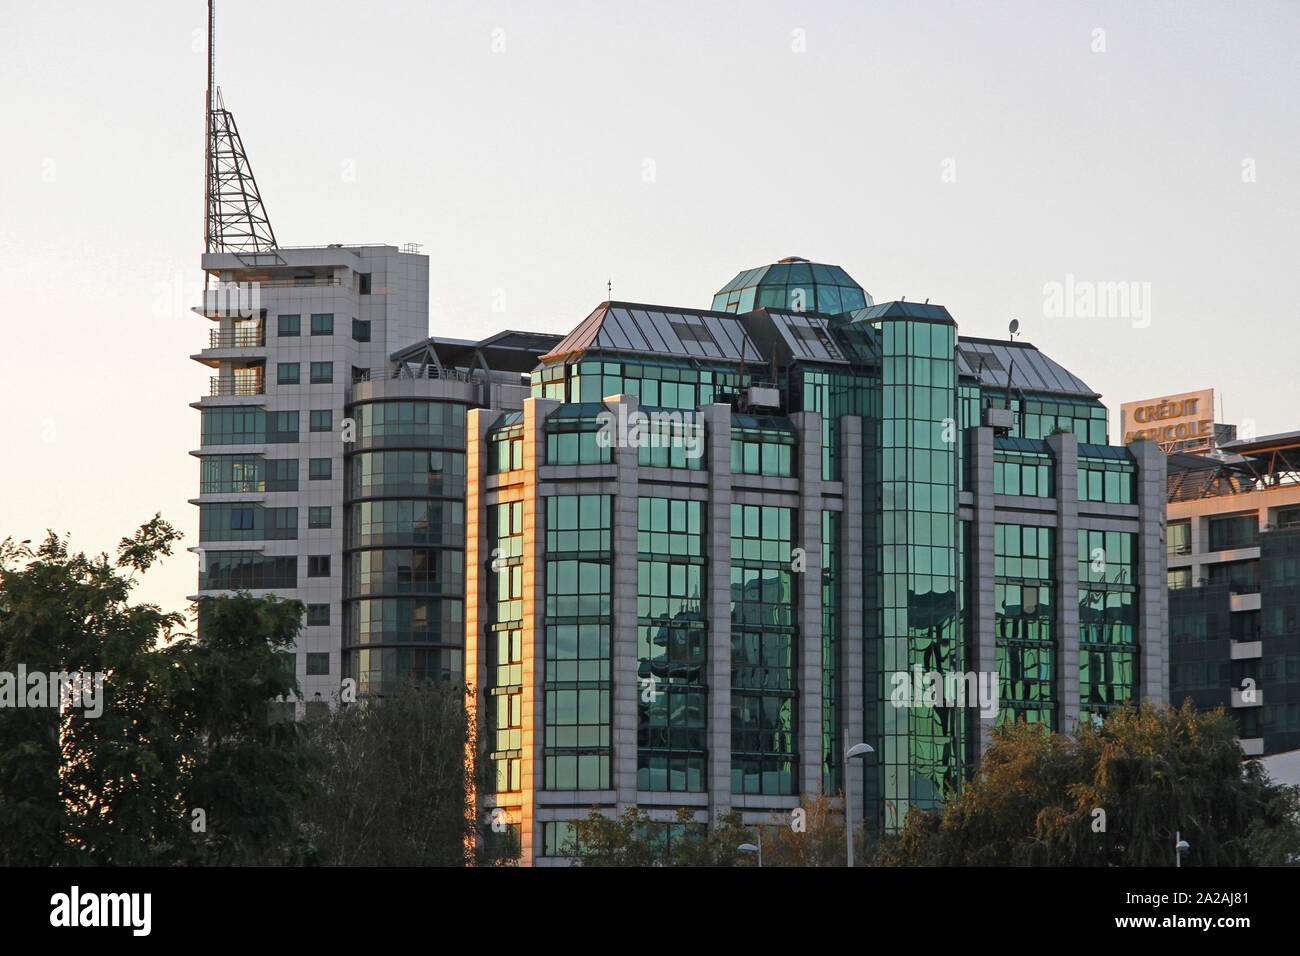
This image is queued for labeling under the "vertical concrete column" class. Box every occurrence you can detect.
[1048,431,1081,732]
[838,415,865,819]
[967,426,998,753]
[520,397,557,865]
[1132,439,1169,703]
[463,407,492,860]
[791,412,824,799]
[605,395,641,811]
[700,404,733,815]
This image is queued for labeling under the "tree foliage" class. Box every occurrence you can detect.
[878,701,1300,866]
[299,679,504,866]
[0,519,316,865]
[564,806,751,866]
[757,791,875,866]
[561,792,877,867]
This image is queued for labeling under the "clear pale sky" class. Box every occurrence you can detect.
[1,0,1296,619]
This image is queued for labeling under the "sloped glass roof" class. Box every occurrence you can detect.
[539,303,764,363]
[955,339,1099,399]
[712,257,873,315]
[764,310,850,364]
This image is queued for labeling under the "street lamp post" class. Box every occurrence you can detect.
[1176,831,1190,868]
[739,830,762,867]
[844,731,874,868]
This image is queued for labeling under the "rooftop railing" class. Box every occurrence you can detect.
[351,365,477,384]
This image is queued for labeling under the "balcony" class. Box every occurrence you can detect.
[209,328,266,349]
[210,373,265,397]
[1231,687,1263,708]
[1230,591,1262,613]
[246,276,342,290]
[1230,640,1263,660]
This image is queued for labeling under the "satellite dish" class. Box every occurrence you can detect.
[1008,319,1020,334]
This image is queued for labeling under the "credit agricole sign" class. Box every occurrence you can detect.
[1120,388,1216,451]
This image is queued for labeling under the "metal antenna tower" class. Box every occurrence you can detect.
[205,0,277,254]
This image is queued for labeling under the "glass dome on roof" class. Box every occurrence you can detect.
[711,256,873,315]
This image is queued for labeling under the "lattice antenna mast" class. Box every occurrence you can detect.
[205,0,277,254]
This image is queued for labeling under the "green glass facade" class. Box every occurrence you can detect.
[995,524,1056,727]
[466,256,1161,859]
[487,500,524,795]
[637,497,707,791]
[543,495,613,790]
[1078,529,1138,722]
[342,396,469,694]
[864,315,963,826]
[730,503,798,795]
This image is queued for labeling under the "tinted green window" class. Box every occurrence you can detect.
[200,454,263,493]
[311,313,334,335]
[201,407,265,445]
[267,411,298,444]
[200,552,296,590]
[1208,513,1259,552]
[1168,520,1191,556]
[543,494,613,790]
[349,449,465,498]
[310,362,334,384]
[278,314,300,336]
[266,457,298,490]
[356,401,468,448]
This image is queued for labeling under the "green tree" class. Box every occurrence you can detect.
[878,700,1300,866]
[0,518,316,865]
[167,591,320,865]
[757,791,875,866]
[564,806,750,866]
[299,679,503,866]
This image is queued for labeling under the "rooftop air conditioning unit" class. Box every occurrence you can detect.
[747,386,780,410]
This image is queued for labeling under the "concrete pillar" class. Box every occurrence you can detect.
[967,426,998,752]
[700,404,733,815]
[1048,431,1081,733]
[791,411,824,799]
[1131,439,1169,703]
[520,397,558,864]
[605,395,641,810]
[839,415,865,821]
[464,407,493,861]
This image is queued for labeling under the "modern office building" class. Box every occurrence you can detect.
[190,244,560,712]
[1167,431,1300,757]
[461,257,1169,864]
[192,20,1165,862]
[191,252,1169,863]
